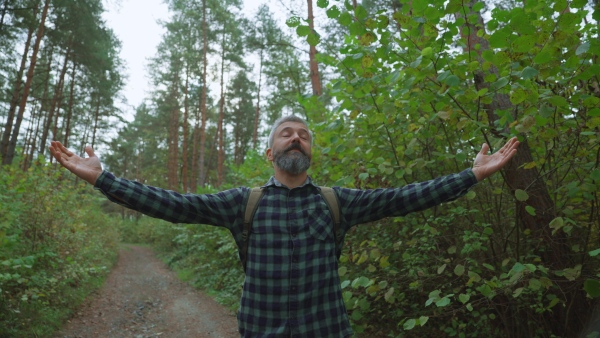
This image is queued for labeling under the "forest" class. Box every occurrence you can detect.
[1,0,599,337]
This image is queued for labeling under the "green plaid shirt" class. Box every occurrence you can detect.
[94,169,477,337]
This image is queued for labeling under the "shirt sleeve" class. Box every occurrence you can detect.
[93,170,246,227]
[335,169,478,228]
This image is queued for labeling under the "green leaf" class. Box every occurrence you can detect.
[421,47,433,57]
[534,49,552,64]
[437,264,447,274]
[419,316,429,326]
[338,12,353,26]
[510,89,527,105]
[548,95,568,107]
[529,278,542,291]
[490,77,509,91]
[576,42,590,56]
[549,217,564,232]
[513,287,524,298]
[521,66,539,79]
[477,284,492,297]
[404,318,417,330]
[352,276,371,288]
[584,279,600,298]
[296,25,310,37]
[454,264,465,276]
[445,75,460,87]
[358,173,369,181]
[355,5,368,20]
[326,5,341,19]
[286,16,301,28]
[483,263,495,271]
[513,35,536,53]
[317,0,329,8]
[525,206,536,216]
[459,293,470,304]
[384,287,395,303]
[515,189,529,201]
[589,248,600,257]
[435,297,451,307]
[307,32,320,46]
[511,262,526,274]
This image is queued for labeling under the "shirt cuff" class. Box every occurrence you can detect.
[461,168,479,188]
[94,170,115,191]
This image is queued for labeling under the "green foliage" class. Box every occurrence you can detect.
[0,162,119,337]
[302,0,600,336]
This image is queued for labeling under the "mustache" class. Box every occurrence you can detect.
[284,143,307,156]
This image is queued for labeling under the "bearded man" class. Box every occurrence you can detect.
[49,115,519,338]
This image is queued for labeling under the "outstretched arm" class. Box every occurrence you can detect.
[49,141,103,185]
[471,137,519,182]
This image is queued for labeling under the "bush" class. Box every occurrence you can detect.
[0,162,119,337]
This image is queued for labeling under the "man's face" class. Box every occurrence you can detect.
[267,122,312,175]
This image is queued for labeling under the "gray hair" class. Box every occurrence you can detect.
[268,115,313,148]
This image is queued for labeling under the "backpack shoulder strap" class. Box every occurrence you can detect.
[319,187,343,258]
[241,187,264,273]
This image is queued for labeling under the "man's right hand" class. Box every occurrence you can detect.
[49,141,103,185]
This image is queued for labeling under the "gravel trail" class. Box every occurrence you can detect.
[54,245,239,338]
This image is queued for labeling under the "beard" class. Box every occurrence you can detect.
[273,143,311,175]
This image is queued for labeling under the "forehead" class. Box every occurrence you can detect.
[276,121,310,135]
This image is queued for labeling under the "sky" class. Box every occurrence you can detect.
[101,0,290,119]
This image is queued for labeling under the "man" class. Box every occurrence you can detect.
[49,115,519,337]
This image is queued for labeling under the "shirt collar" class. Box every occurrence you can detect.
[263,176,318,189]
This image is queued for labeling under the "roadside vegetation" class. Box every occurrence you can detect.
[0,161,119,337]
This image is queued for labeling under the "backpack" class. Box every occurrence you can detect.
[240,187,342,273]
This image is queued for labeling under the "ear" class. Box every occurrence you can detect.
[266,148,274,162]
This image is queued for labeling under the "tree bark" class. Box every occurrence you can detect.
[198,0,209,187]
[307,0,322,96]
[91,95,100,149]
[167,67,180,191]
[253,49,263,149]
[182,68,190,192]
[1,5,36,160]
[63,62,77,147]
[40,46,70,155]
[217,32,226,187]
[3,0,50,165]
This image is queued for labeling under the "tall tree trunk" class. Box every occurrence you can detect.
[198,0,209,186]
[3,0,50,165]
[63,62,77,146]
[191,105,200,192]
[1,5,36,160]
[253,49,263,149]
[182,68,190,192]
[91,96,100,149]
[0,0,9,31]
[40,47,70,155]
[167,67,180,191]
[25,101,43,170]
[217,32,226,187]
[307,0,322,96]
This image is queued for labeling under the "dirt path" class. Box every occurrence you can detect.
[55,245,239,338]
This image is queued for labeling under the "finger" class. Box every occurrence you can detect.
[85,145,96,158]
[57,142,74,156]
[479,143,490,156]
